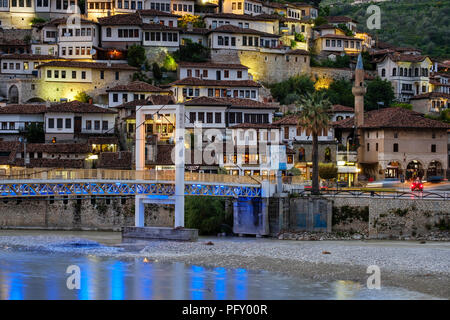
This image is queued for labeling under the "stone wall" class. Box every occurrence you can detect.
[210,49,311,84]
[0,196,174,231]
[331,197,450,239]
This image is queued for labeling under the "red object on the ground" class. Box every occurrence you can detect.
[410,182,423,191]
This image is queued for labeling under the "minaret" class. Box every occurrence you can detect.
[352,53,366,164]
[352,53,366,128]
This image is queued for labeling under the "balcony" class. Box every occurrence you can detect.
[337,151,357,163]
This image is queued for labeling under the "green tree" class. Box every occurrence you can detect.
[337,23,354,36]
[319,163,338,180]
[391,102,413,110]
[178,14,206,29]
[314,16,328,27]
[30,17,47,25]
[74,91,92,103]
[152,62,162,81]
[321,78,354,107]
[365,77,395,111]
[270,74,315,105]
[127,44,146,68]
[173,39,210,62]
[185,196,232,235]
[297,91,332,195]
[21,123,44,143]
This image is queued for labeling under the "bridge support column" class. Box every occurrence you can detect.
[174,104,185,228]
[135,196,145,227]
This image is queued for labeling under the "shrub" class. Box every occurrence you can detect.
[185,196,232,235]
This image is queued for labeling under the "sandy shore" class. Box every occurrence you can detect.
[0,230,448,299]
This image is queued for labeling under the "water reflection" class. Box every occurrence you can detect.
[0,249,437,300]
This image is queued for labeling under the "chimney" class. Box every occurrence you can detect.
[45,100,50,108]
[88,98,93,104]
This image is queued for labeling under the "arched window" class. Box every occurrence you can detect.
[392,68,396,76]
[324,147,331,162]
[381,68,385,77]
[400,68,403,76]
[298,147,305,161]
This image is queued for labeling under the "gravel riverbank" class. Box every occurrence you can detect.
[0,231,448,299]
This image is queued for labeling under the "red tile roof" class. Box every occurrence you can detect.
[185,97,278,109]
[319,34,362,40]
[0,54,59,60]
[169,77,261,87]
[114,96,176,109]
[141,23,181,31]
[98,13,141,26]
[325,16,358,24]
[332,104,354,112]
[332,107,450,129]
[87,136,119,145]
[98,152,132,169]
[37,60,138,70]
[287,49,310,55]
[229,123,279,129]
[0,104,46,114]
[410,92,450,100]
[177,61,249,69]
[138,9,180,17]
[23,143,91,154]
[207,24,280,38]
[41,18,97,27]
[387,53,429,63]
[204,13,278,21]
[107,81,170,92]
[46,101,117,114]
[272,114,298,125]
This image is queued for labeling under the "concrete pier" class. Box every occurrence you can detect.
[122,226,198,241]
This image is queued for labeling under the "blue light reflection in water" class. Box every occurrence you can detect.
[8,273,24,300]
[214,267,227,300]
[190,265,205,300]
[0,249,436,300]
[110,261,125,300]
[78,263,91,300]
[235,268,248,300]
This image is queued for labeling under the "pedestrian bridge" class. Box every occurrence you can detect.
[0,169,270,198]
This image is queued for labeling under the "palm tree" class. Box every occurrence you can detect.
[297,91,332,195]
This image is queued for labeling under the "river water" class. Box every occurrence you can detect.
[0,245,438,300]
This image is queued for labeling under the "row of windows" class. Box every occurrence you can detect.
[150,2,170,12]
[144,31,178,42]
[173,3,193,12]
[230,113,269,124]
[61,46,92,56]
[60,28,94,37]
[10,0,32,7]
[284,127,329,138]
[2,61,39,70]
[118,29,140,38]
[34,47,55,55]
[207,88,257,99]
[47,69,86,79]
[117,0,143,9]
[45,69,119,80]
[48,118,108,130]
[287,9,301,19]
[112,93,145,103]
[89,2,112,9]
[367,143,437,153]
[385,67,429,78]
[186,69,243,79]
[244,2,262,13]
[217,36,236,47]
[189,112,222,124]
[325,39,361,49]
[0,0,8,6]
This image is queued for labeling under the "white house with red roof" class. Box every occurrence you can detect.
[106,80,172,107]
[177,61,250,81]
